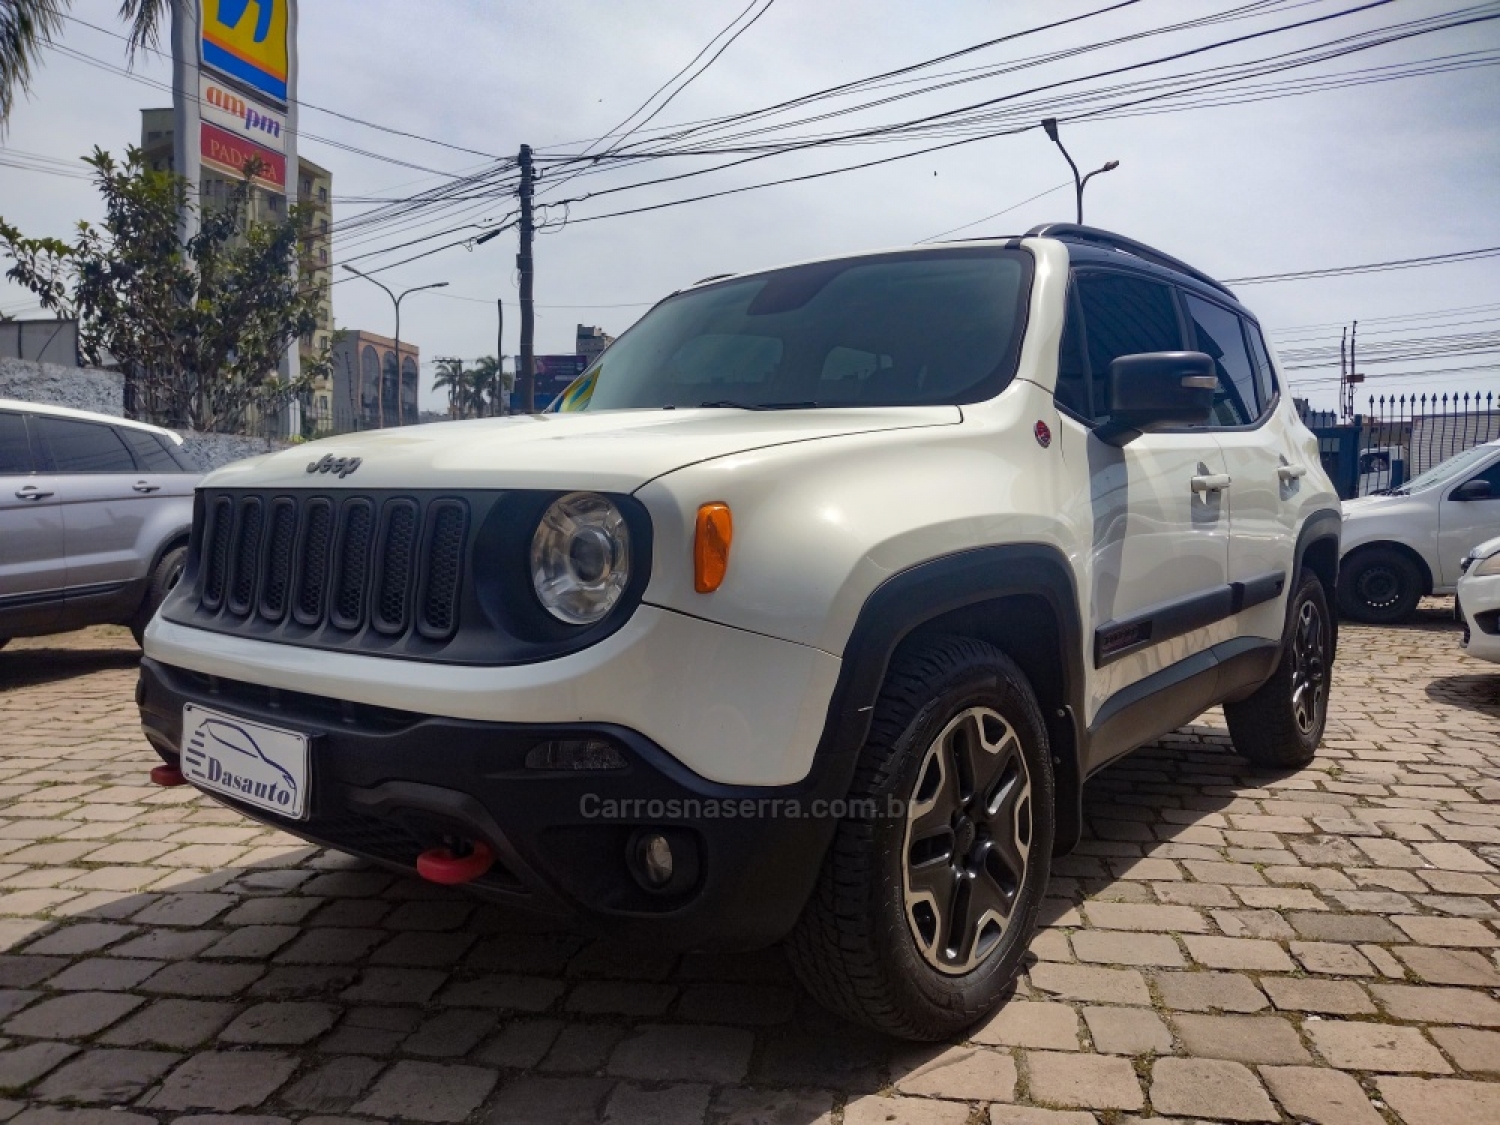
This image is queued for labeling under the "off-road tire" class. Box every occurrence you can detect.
[131,546,186,647]
[785,634,1054,1041]
[1337,545,1422,624]
[1225,572,1333,769]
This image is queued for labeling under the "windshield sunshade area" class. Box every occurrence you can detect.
[552,248,1032,412]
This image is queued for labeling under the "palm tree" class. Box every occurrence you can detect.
[470,355,511,417]
[431,357,475,419]
[470,356,504,417]
[2,1,164,126]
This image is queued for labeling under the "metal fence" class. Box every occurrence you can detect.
[1303,392,1500,500]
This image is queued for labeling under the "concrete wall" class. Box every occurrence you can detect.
[0,358,293,472]
[181,432,291,473]
[0,358,123,416]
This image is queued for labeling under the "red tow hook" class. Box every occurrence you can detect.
[417,840,495,885]
[149,763,187,787]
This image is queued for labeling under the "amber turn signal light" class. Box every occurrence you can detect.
[694,503,733,593]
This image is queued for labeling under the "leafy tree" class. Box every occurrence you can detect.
[0,146,331,433]
[2,1,164,126]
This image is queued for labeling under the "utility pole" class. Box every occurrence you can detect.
[517,144,536,414]
[1340,326,1349,421]
[496,297,504,416]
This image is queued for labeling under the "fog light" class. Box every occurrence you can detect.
[635,832,674,887]
[525,739,626,771]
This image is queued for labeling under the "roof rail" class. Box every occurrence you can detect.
[1024,223,1235,298]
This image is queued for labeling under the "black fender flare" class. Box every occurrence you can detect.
[808,543,1088,853]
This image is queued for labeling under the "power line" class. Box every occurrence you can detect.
[916,181,1073,243]
[1225,245,1500,284]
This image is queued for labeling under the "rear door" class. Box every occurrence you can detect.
[118,427,199,503]
[0,409,65,634]
[30,415,153,595]
[1183,294,1298,645]
[1055,270,1232,742]
[1438,451,1500,586]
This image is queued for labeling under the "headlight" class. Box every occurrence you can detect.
[1474,552,1500,578]
[530,492,631,624]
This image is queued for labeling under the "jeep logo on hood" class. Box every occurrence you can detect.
[306,453,362,479]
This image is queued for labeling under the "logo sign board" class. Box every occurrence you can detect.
[201,120,286,189]
[519,354,588,409]
[180,703,310,819]
[201,0,290,105]
[199,74,286,152]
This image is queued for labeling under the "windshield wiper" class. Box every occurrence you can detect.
[697,400,820,411]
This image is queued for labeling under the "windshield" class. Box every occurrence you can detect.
[1394,444,1497,494]
[550,248,1031,412]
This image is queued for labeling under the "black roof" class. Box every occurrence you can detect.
[1022,222,1242,306]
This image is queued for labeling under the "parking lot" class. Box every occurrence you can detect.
[0,610,1496,1125]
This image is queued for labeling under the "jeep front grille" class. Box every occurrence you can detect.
[198,491,469,643]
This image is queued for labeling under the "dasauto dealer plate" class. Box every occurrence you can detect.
[180,703,310,819]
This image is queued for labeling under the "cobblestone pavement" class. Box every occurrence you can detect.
[0,607,1498,1124]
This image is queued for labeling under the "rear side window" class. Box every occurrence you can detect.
[159,434,201,471]
[1184,293,1258,426]
[0,411,33,474]
[1244,321,1278,407]
[1074,273,1183,422]
[119,427,183,472]
[34,416,138,473]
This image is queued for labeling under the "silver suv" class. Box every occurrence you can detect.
[0,399,199,648]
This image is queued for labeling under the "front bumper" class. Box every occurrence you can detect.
[137,657,856,950]
[1456,572,1500,664]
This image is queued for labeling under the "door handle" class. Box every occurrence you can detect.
[1190,474,1232,494]
[1277,464,1307,483]
[14,486,53,501]
[132,481,161,494]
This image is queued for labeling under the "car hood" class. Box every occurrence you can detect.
[202,406,963,493]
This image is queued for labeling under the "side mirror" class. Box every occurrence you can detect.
[1451,479,1493,502]
[1099,351,1217,445]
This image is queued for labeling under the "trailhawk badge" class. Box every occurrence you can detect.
[180,703,310,819]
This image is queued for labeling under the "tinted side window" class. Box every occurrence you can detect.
[1055,289,1090,417]
[158,434,201,471]
[1184,293,1257,426]
[119,428,182,472]
[1243,320,1277,407]
[1075,273,1182,422]
[0,411,33,474]
[35,417,138,473]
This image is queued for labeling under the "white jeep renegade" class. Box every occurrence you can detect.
[138,224,1341,1040]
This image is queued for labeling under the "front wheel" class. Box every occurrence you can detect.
[785,635,1054,1041]
[1225,572,1333,769]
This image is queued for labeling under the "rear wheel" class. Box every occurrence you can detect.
[131,546,187,647]
[1337,546,1422,624]
[785,635,1054,1041]
[1226,572,1332,769]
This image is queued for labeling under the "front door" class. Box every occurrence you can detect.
[1058,270,1231,749]
[1438,451,1500,587]
[0,410,65,634]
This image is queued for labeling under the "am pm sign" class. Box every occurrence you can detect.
[201,0,290,105]
[200,74,286,152]
[201,121,286,189]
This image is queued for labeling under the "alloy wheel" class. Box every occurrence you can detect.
[1291,597,1328,736]
[902,706,1032,975]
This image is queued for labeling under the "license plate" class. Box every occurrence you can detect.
[180,703,310,819]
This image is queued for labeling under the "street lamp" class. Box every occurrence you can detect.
[341,265,449,427]
[1041,118,1119,226]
